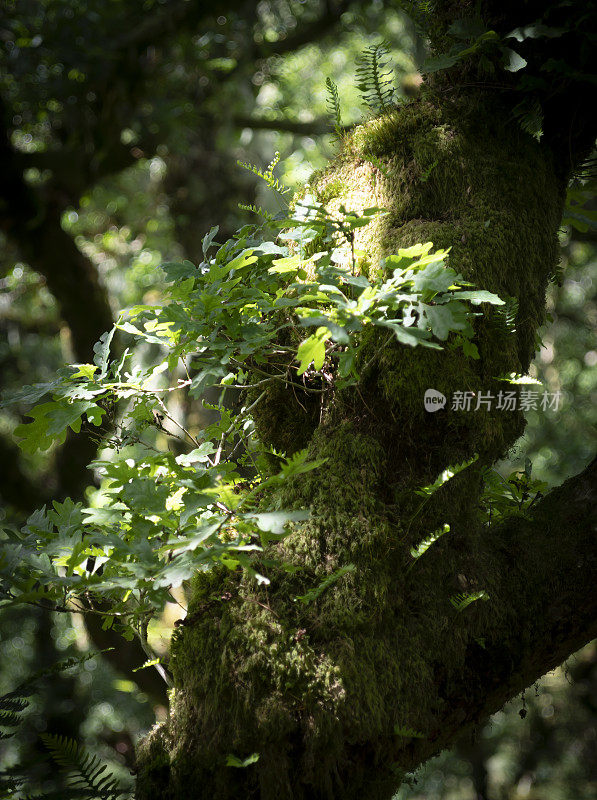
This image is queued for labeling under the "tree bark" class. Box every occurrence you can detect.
[134,1,596,796]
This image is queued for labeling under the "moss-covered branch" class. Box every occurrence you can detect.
[397,454,597,773]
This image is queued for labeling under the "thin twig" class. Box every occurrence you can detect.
[244,596,279,618]
[155,397,200,448]
[137,618,173,688]
[214,390,267,466]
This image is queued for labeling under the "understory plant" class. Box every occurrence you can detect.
[0,190,505,661]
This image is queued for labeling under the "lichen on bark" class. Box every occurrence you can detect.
[135,89,569,800]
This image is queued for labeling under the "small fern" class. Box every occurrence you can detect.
[363,154,390,177]
[0,689,33,741]
[415,455,479,498]
[503,297,518,332]
[400,0,435,38]
[238,203,275,224]
[325,77,343,139]
[0,696,30,714]
[450,590,489,612]
[488,295,518,335]
[573,152,597,182]
[420,158,438,182]
[237,151,290,196]
[0,650,119,800]
[512,96,543,141]
[294,564,355,604]
[41,734,127,800]
[410,523,450,560]
[355,43,396,113]
[550,260,565,286]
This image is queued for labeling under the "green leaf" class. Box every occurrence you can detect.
[502,47,527,72]
[116,320,171,345]
[425,305,458,340]
[71,364,99,380]
[269,254,304,274]
[14,401,104,454]
[246,510,310,535]
[338,349,356,379]
[0,378,64,408]
[120,478,170,516]
[422,53,459,73]
[451,289,504,305]
[93,327,115,378]
[507,23,565,42]
[176,442,217,464]
[163,259,200,282]
[226,753,259,768]
[411,260,454,294]
[376,319,433,348]
[298,315,350,345]
[86,405,105,426]
[296,330,330,374]
[202,225,219,256]
[460,337,480,359]
[227,248,258,273]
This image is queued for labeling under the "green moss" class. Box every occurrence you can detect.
[135,726,172,799]
[138,421,492,798]
[247,377,320,460]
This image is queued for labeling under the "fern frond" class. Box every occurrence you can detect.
[512,97,543,141]
[410,523,450,559]
[41,734,126,800]
[0,690,30,740]
[415,455,479,497]
[550,260,565,286]
[294,564,355,604]
[562,178,597,235]
[325,77,343,139]
[449,590,489,612]
[0,774,26,793]
[488,296,518,335]
[0,710,24,727]
[400,0,435,37]
[0,651,109,744]
[0,696,29,713]
[363,154,390,177]
[355,43,396,113]
[237,151,290,196]
[238,203,275,224]
[573,152,597,182]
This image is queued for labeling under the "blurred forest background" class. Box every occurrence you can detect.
[0,1,595,798]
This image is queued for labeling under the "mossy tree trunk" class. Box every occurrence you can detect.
[136,2,596,797]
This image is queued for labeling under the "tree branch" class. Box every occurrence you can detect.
[112,0,253,54]
[231,115,356,136]
[257,0,352,60]
[405,455,597,772]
